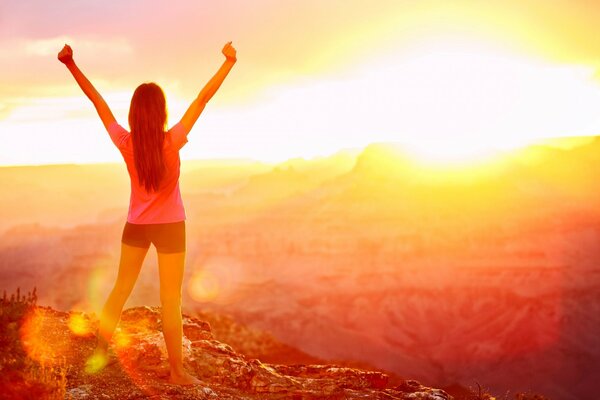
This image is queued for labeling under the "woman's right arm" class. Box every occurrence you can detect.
[58,44,117,131]
[179,42,237,133]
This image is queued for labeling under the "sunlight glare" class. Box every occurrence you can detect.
[20,308,65,364]
[188,269,220,302]
[365,37,600,164]
[67,312,93,336]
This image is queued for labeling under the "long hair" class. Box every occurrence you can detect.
[128,83,168,193]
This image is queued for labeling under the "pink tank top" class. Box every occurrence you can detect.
[107,121,189,224]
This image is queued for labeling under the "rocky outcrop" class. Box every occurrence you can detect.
[12,305,453,399]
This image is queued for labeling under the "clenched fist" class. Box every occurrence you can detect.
[222,41,237,62]
[57,44,73,64]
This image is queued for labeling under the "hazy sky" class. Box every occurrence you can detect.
[2,0,600,165]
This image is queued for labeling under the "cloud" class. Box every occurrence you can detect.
[23,36,133,58]
[1,91,132,123]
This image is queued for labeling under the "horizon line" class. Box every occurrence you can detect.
[0,134,596,169]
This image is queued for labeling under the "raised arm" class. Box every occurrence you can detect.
[57,44,116,131]
[179,41,237,133]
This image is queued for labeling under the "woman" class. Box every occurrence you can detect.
[58,41,237,385]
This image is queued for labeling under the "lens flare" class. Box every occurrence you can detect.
[113,329,132,349]
[67,312,93,336]
[186,256,246,305]
[87,260,113,312]
[20,307,67,365]
[84,351,109,374]
[188,269,220,302]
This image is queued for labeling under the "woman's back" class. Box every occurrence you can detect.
[108,120,190,224]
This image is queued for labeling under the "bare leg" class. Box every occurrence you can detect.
[157,250,201,385]
[86,243,148,373]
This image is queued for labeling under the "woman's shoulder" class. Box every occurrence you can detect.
[107,121,130,150]
[166,122,189,151]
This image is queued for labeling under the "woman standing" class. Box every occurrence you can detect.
[58,41,237,385]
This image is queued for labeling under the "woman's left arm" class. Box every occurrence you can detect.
[58,44,116,130]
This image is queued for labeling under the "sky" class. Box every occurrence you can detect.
[2,0,600,165]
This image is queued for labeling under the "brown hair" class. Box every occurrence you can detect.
[128,83,167,192]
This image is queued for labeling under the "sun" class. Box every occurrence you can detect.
[400,136,528,166]
[345,36,600,165]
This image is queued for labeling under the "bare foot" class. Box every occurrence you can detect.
[168,370,202,386]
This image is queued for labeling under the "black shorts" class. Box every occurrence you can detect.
[121,221,186,253]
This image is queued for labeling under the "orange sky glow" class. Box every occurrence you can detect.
[1,0,600,165]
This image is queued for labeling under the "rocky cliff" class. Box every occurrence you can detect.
[2,301,453,400]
